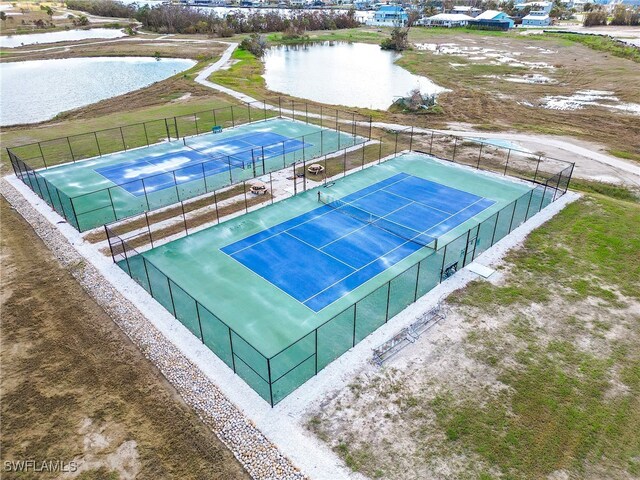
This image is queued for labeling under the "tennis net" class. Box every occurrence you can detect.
[183,138,245,169]
[318,193,436,249]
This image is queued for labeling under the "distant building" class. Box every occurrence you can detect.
[417,12,473,26]
[516,1,553,13]
[366,5,409,26]
[522,10,552,25]
[451,5,482,16]
[472,9,515,28]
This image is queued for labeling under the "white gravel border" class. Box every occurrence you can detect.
[2,160,580,480]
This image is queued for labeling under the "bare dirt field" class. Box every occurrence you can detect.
[0,198,249,479]
[308,194,640,480]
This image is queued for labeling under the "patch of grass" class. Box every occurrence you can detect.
[209,48,265,98]
[609,149,640,163]
[432,338,640,478]
[569,179,639,202]
[550,33,640,63]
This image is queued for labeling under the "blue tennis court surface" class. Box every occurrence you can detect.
[96,131,310,196]
[222,173,495,311]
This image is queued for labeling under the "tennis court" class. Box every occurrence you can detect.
[222,173,494,311]
[118,152,554,403]
[35,118,359,230]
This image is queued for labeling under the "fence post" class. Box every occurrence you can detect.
[94,132,102,157]
[385,282,391,322]
[429,131,434,154]
[305,103,309,124]
[107,187,117,222]
[335,109,338,131]
[174,117,180,139]
[166,279,177,317]
[394,131,399,156]
[314,329,318,374]
[342,149,347,176]
[141,178,151,211]
[267,358,274,407]
[144,211,154,248]
[269,173,274,204]
[369,116,373,140]
[378,138,382,164]
[490,210,500,246]
[195,303,205,344]
[282,140,286,168]
[180,201,189,235]
[414,261,421,301]
[533,154,542,183]
[409,126,414,151]
[361,144,365,169]
[439,244,448,282]
[352,304,357,347]
[504,149,511,175]
[231,106,235,127]
[476,143,483,169]
[508,201,517,233]
[119,127,127,151]
[243,181,249,213]
[143,122,150,146]
[164,118,171,141]
[229,328,237,372]
[451,137,457,162]
[104,226,116,263]
[142,258,154,297]
[36,142,48,169]
[213,108,217,128]
[213,190,220,224]
[194,113,199,134]
[248,103,252,123]
[278,97,282,117]
[67,137,75,162]
[352,112,356,139]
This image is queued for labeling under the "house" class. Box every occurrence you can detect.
[417,13,473,27]
[471,9,515,28]
[366,5,409,26]
[521,10,552,25]
[516,1,553,13]
[451,5,482,16]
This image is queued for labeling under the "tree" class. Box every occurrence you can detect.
[0,11,6,21]
[582,2,593,12]
[380,26,410,51]
[583,8,606,26]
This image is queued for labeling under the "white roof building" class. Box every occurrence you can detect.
[418,13,474,27]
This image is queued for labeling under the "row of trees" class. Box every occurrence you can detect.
[584,5,640,26]
[65,0,359,35]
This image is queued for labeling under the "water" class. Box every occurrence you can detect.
[1,57,196,126]
[0,28,127,48]
[262,42,446,110]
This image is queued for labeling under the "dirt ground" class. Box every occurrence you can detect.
[0,198,249,480]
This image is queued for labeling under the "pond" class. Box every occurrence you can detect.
[1,57,196,126]
[0,28,128,48]
[262,42,446,110]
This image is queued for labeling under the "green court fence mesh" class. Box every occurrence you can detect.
[7,98,373,231]
[104,126,574,406]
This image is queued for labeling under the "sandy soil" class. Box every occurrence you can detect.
[0,198,249,479]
